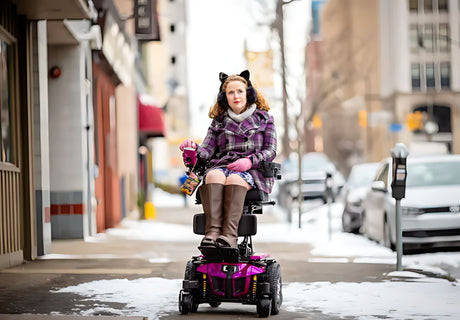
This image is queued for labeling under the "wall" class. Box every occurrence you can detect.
[115,85,138,215]
[31,21,52,254]
[48,44,87,239]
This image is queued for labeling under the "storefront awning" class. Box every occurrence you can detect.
[138,95,166,138]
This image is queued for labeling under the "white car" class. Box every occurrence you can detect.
[362,154,460,251]
[278,152,345,209]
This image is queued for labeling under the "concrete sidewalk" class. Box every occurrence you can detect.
[0,315,146,320]
[0,205,396,319]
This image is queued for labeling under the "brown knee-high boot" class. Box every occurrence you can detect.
[217,185,248,248]
[199,183,224,246]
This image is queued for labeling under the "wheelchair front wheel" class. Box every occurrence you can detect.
[257,298,272,317]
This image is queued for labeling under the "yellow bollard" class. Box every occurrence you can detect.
[144,201,156,220]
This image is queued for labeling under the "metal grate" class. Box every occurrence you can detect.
[0,0,18,39]
[0,163,21,255]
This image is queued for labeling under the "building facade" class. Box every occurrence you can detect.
[307,0,460,174]
[0,0,159,269]
[0,0,97,268]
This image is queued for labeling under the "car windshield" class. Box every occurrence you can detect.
[406,161,460,187]
[347,164,379,188]
[283,153,330,174]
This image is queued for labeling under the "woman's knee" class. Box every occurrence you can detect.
[225,174,251,189]
[205,169,226,184]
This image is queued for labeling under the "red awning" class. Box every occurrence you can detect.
[138,95,166,137]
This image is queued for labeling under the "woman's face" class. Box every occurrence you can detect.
[225,80,247,114]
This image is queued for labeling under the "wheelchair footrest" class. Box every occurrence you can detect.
[220,247,239,263]
[198,246,221,261]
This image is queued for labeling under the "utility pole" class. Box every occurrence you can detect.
[274,0,297,158]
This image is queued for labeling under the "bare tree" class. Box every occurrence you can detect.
[272,0,300,158]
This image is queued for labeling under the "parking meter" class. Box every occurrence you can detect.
[390,143,409,200]
[390,143,409,271]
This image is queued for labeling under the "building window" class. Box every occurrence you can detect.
[426,63,435,88]
[411,64,421,90]
[424,0,433,12]
[409,0,418,11]
[438,24,450,51]
[423,24,434,51]
[438,0,448,11]
[0,39,14,163]
[410,25,420,52]
[170,24,175,33]
[440,62,450,89]
[171,56,176,64]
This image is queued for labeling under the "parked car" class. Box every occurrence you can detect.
[278,152,345,210]
[362,154,460,251]
[341,162,379,233]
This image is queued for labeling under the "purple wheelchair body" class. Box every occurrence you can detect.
[178,162,283,318]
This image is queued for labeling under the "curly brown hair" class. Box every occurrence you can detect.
[208,75,270,119]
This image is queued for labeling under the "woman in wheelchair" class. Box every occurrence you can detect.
[180,70,277,253]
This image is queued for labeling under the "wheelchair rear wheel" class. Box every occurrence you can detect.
[268,262,282,315]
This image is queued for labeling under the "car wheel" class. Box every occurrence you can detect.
[342,211,351,233]
[360,211,367,236]
[383,218,395,251]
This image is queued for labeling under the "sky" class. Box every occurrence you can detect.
[186,0,310,138]
[50,189,460,320]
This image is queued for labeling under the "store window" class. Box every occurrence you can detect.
[0,39,14,163]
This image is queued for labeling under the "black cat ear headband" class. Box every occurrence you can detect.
[219,70,252,91]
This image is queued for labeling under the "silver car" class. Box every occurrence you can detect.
[341,162,379,233]
[362,154,460,250]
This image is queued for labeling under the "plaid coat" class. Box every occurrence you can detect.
[196,109,277,193]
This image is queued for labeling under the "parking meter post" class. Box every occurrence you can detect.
[395,199,402,270]
[298,141,302,229]
[390,143,409,272]
[326,171,333,241]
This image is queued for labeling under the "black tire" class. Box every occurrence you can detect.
[184,261,199,312]
[257,298,272,318]
[268,263,282,315]
[361,211,368,237]
[342,211,350,233]
[184,260,196,280]
[178,291,191,315]
[209,302,221,308]
[383,218,395,251]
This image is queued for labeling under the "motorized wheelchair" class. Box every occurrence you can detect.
[178,160,283,317]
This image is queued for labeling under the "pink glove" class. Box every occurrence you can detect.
[179,138,197,151]
[180,139,197,166]
[227,158,252,172]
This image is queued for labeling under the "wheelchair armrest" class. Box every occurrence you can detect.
[259,162,282,180]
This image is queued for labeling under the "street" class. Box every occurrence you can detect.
[0,196,459,320]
